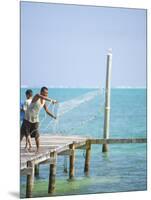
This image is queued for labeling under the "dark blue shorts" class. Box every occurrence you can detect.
[21,119,39,138]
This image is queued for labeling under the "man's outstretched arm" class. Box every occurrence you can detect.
[37,94,57,103]
[44,104,56,119]
[32,94,58,104]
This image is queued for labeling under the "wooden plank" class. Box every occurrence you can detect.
[58,149,73,156]
[36,158,56,165]
[34,154,56,165]
[55,143,72,153]
[21,141,86,148]
[90,138,147,144]
[38,135,87,139]
[74,141,86,149]
[21,167,33,176]
[21,135,87,142]
[21,161,27,170]
[21,153,56,167]
[21,144,59,147]
[76,144,86,149]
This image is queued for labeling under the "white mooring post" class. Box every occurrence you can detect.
[102,49,112,152]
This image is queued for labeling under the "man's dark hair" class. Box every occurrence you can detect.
[25,89,33,97]
[40,86,48,93]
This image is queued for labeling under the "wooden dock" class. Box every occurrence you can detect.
[20,135,147,198]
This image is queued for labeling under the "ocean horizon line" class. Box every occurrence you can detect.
[21,86,146,89]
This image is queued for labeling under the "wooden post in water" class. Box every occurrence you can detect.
[26,161,35,198]
[63,156,68,173]
[48,152,57,194]
[35,164,39,177]
[84,140,91,175]
[102,49,112,152]
[69,143,75,179]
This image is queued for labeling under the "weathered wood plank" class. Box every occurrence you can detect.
[34,154,56,165]
[76,144,86,149]
[74,141,86,149]
[21,160,27,170]
[21,167,33,176]
[90,138,147,144]
[58,149,73,156]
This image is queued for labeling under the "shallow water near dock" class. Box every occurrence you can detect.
[20,88,147,197]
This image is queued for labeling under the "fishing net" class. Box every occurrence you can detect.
[39,89,105,138]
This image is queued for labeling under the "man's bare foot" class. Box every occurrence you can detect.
[35,148,40,154]
[24,147,29,153]
[28,147,32,152]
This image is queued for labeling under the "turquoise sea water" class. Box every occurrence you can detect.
[20,88,147,198]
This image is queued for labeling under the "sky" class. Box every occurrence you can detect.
[21,2,146,88]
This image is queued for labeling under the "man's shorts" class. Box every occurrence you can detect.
[21,119,40,138]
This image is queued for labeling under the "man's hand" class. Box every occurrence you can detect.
[52,100,58,104]
[44,104,57,119]
[53,115,57,120]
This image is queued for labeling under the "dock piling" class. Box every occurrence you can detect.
[26,161,35,198]
[48,152,57,194]
[69,143,75,179]
[63,155,68,173]
[35,164,39,177]
[84,140,91,175]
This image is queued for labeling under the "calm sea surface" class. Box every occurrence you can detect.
[20,88,147,198]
